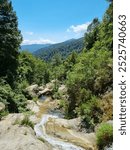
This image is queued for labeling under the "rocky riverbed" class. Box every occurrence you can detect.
[1,83,112,150]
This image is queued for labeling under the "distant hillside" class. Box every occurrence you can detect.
[33,38,84,61]
[20,44,51,53]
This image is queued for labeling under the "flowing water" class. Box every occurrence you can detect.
[34,114,85,150]
[39,95,48,101]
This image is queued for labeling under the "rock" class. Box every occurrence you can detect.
[46,82,54,90]
[106,120,113,126]
[48,117,81,130]
[51,79,58,84]
[45,117,97,150]
[0,102,5,112]
[0,114,51,150]
[26,84,38,92]
[29,115,40,124]
[58,85,67,95]
[25,84,38,98]
[38,86,45,91]
[27,100,39,113]
[38,88,52,97]
[104,145,113,150]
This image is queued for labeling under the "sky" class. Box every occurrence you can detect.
[11,0,109,45]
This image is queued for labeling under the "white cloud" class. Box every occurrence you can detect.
[67,22,90,34]
[22,39,55,45]
[25,31,34,35]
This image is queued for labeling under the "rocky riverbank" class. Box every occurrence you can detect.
[0,83,112,150]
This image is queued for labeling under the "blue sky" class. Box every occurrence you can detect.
[11,0,109,45]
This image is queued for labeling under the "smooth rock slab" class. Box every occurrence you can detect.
[0,114,51,150]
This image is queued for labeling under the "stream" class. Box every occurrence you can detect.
[34,113,85,150]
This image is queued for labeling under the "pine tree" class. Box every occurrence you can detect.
[0,0,22,86]
[84,18,100,50]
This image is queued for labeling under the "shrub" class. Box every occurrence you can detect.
[77,96,103,131]
[96,123,113,150]
[0,79,27,113]
[20,115,34,129]
[0,111,8,120]
[38,137,45,143]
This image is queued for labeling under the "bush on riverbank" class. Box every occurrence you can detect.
[96,123,113,150]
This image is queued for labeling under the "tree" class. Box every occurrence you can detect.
[98,2,113,51]
[0,0,22,86]
[84,18,100,50]
[17,51,48,85]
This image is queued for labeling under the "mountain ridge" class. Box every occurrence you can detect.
[20,44,51,53]
[33,37,84,61]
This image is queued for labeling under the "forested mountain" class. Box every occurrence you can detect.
[33,38,84,61]
[21,44,51,53]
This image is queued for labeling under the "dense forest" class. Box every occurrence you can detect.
[0,0,113,150]
[33,38,84,61]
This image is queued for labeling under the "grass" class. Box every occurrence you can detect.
[38,137,45,143]
[20,115,34,129]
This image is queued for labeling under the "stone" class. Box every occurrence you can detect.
[58,85,67,95]
[38,88,52,97]
[45,117,97,150]
[0,102,5,112]
[0,114,51,150]
[46,82,54,90]
[26,100,39,113]
[25,84,38,98]
[38,86,45,91]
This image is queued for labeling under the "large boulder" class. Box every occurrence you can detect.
[45,117,97,150]
[26,100,39,113]
[38,88,52,97]
[58,85,67,95]
[0,102,5,112]
[25,84,38,98]
[46,82,54,90]
[0,114,51,150]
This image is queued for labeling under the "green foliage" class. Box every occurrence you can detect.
[0,79,27,113]
[20,115,34,129]
[96,123,113,150]
[17,51,50,85]
[0,0,113,135]
[63,1,113,129]
[0,79,17,112]
[0,0,22,86]
[0,110,8,120]
[38,137,45,143]
[77,96,103,131]
[84,18,100,50]
[66,49,112,115]
[96,3,113,52]
[34,38,83,61]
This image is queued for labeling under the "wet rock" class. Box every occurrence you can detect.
[45,117,97,150]
[104,145,113,150]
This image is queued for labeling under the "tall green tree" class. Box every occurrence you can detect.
[0,0,22,86]
[97,1,113,51]
[84,18,100,50]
